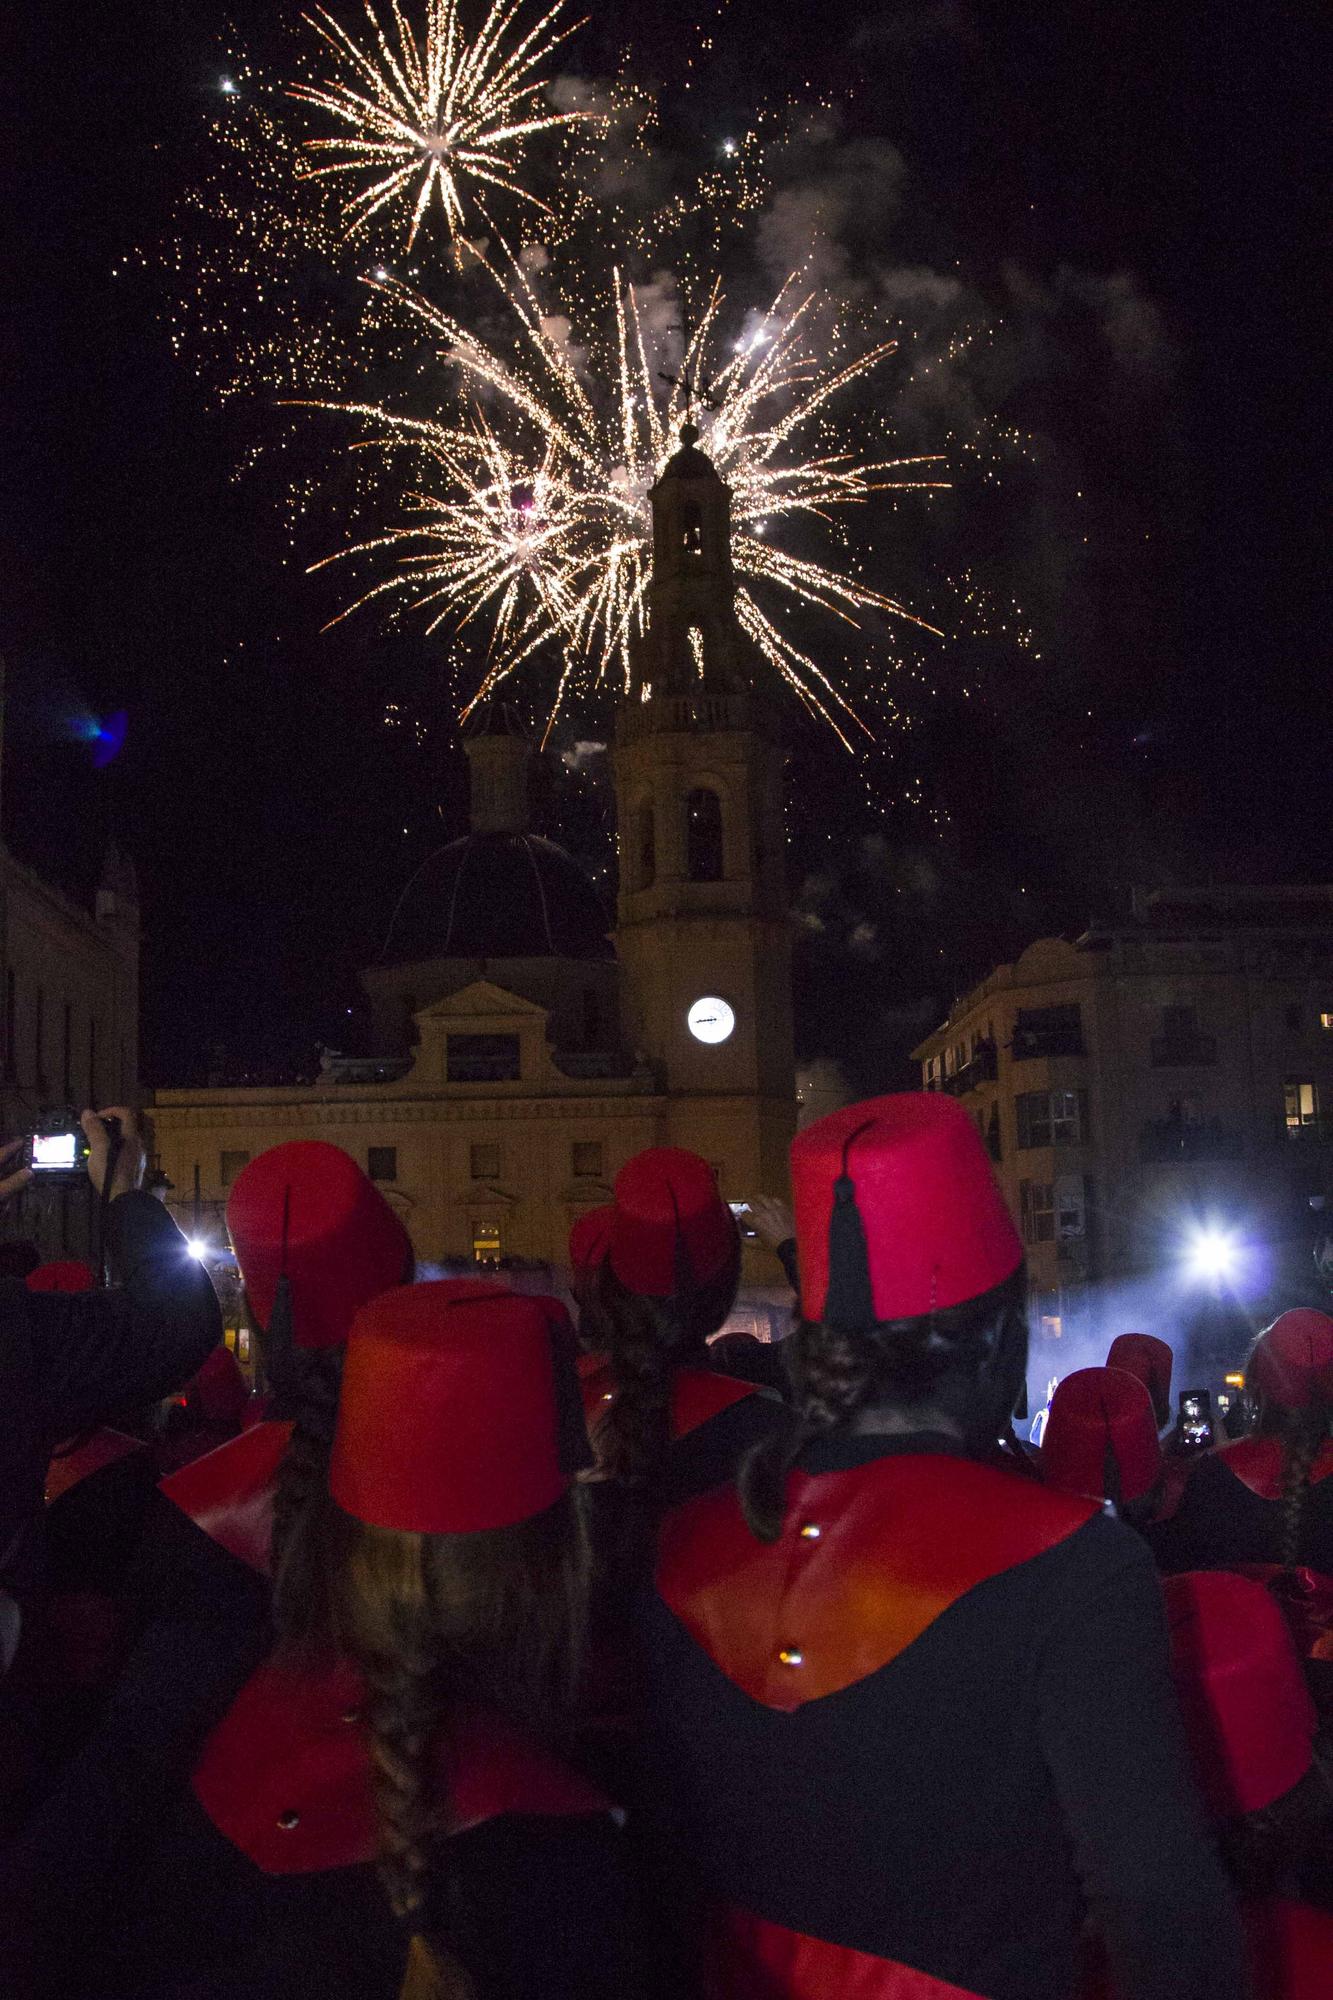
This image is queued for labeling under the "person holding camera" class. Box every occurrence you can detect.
[0,1109,221,1643]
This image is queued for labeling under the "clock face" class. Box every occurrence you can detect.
[687,996,735,1045]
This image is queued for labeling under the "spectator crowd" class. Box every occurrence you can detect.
[1,1092,1331,1997]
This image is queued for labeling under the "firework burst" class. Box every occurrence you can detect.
[305,250,949,743]
[289,0,588,248]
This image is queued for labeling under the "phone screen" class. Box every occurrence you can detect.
[1179,1388,1214,1449]
[31,1132,79,1172]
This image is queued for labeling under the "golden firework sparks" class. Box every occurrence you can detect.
[289,0,588,247]
[303,247,949,744]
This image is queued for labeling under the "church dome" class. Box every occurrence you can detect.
[379,832,613,965]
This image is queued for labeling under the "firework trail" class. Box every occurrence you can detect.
[302,246,948,742]
[289,0,588,248]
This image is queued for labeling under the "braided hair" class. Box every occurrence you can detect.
[739,1265,1029,1541]
[593,1234,741,1489]
[1247,1327,1333,1573]
[270,1344,345,1657]
[327,1491,589,1985]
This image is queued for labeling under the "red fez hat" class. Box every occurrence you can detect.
[1249,1309,1333,1410]
[226,1142,411,1351]
[1041,1367,1162,1504]
[1163,1570,1318,1820]
[609,1149,737,1299]
[26,1260,95,1294]
[791,1094,1022,1327]
[1106,1333,1173,1416]
[569,1205,614,1278]
[330,1282,587,1535]
[186,1345,249,1426]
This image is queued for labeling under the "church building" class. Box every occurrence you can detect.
[151,425,798,1295]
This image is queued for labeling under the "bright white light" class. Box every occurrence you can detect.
[721,138,737,156]
[1183,1225,1239,1285]
[187,1237,210,1261]
[220,77,239,95]
[687,996,736,1045]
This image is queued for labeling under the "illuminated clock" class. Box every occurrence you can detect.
[687,996,735,1045]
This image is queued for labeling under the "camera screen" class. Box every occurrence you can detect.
[31,1132,78,1171]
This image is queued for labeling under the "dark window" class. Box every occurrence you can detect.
[1020,1181,1055,1244]
[446,1034,521,1083]
[1016,1089,1085,1150]
[367,1146,398,1183]
[220,1150,251,1188]
[1151,1005,1217,1067]
[680,501,703,555]
[470,1142,501,1180]
[34,987,44,1089]
[62,1003,72,1099]
[1012,1004,1083,1059]
[582,989,599,1044]
[637,804,655,889]
[686,788,724,882]
[572,1140,603,1178]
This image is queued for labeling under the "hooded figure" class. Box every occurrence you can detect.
[634,1092,1246,2000]
[13,1284,643,2000]
[1154,1308,1333,1592]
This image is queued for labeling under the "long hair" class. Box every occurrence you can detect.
[593,1234,742,1489]
[1218,1732,1333,1898]
[326,1491,591,1965]
[1249,1336,1333,1573]
[739,1265,1029,1542]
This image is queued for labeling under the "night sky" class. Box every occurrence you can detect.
[1,0,1324,1096]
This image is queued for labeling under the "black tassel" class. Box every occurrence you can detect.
[670,1183,696,1297]
[548,1311,595,1478]
[823,1120,876,1332]
[1102,1420,1123,1510]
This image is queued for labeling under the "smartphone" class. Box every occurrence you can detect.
[29,1129,89,1175]
[1178,1388,1214,1452]
[728,1201,756,1240]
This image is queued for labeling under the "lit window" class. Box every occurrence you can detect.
[686,789,723,883]
[1284,1081,1320,1133]
[571,1140,603,1178]
[470,1143,501,1180]
[1321,1012,1333,1031]
[367,1146,398,1182]
[1056,1176,1086,1239]
[472,1221,501,1263]
[220,1150,250,1188]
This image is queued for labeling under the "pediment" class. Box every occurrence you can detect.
[416,980,547,1023]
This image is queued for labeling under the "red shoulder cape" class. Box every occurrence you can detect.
[580,1362,758,1439]
[45,1429,147,1505]
[658,1454,1097,1709]
[159,1419,294,1576]
[705,1905,986,2000]
[1220,1436,1333,1501]
[193,1654,611,1875]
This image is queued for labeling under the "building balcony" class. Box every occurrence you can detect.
[940,1044,998,1095]
[1139,1117,1242,1164]
[1278,1114,1333,1145]
[1012,1028,1085,1060]
[1149,1034,1218,1067]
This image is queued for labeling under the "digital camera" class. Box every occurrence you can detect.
[28,1107,90,1180]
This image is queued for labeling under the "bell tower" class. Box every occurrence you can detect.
[613,424,796,1201]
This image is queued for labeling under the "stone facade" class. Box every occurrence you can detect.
[151,428,798,1304]
[0,837,140,1263]
[912,885,1333,1349]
